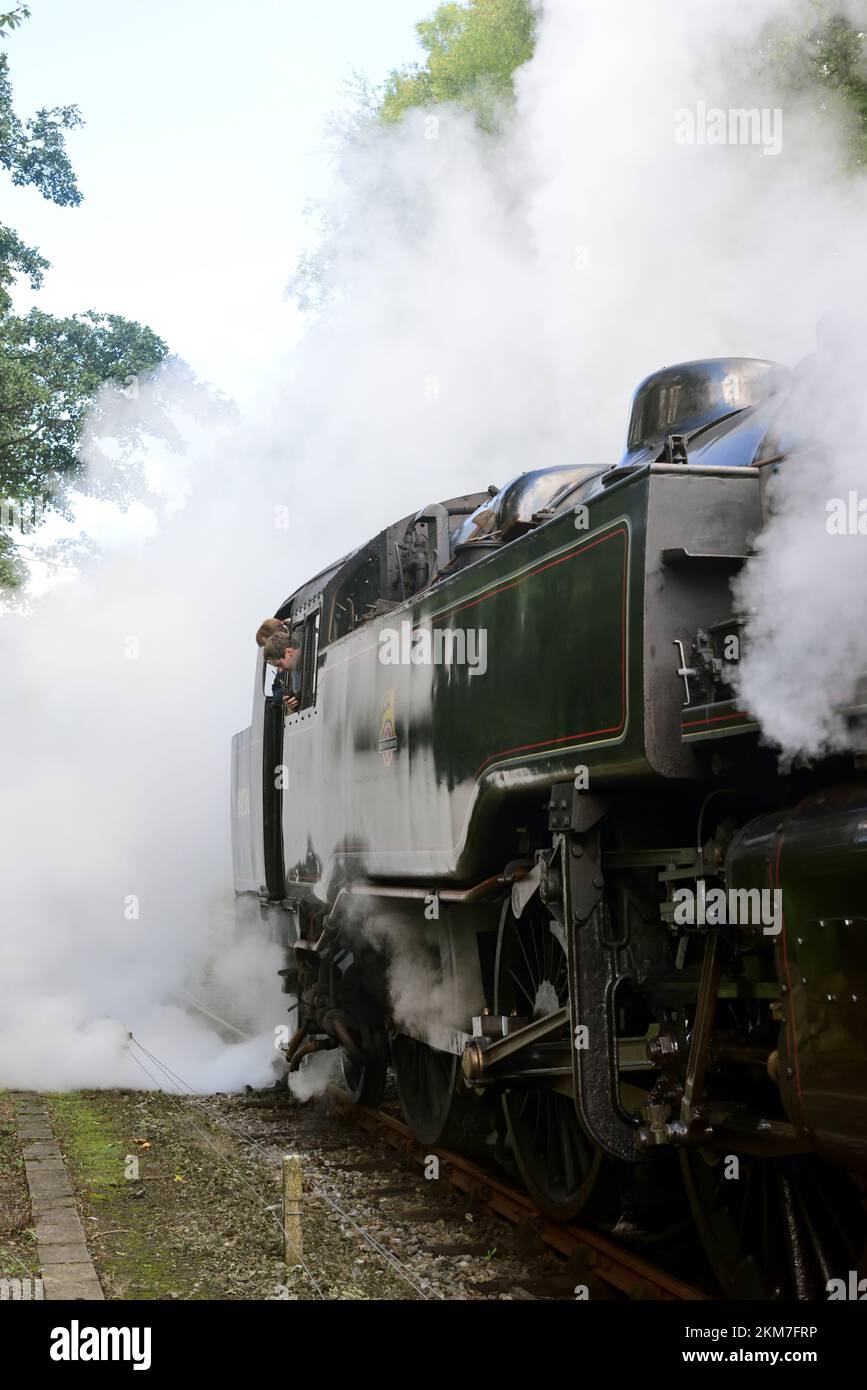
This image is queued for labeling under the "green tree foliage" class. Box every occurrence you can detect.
[0,222,47,314]
[0,51,82,204]
[0,309,168,503]
[0,4,29,37]
[380,0,536,131]
[0,7,168,588]
[759,5,867,167]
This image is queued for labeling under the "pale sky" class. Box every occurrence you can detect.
[5,0,425,403]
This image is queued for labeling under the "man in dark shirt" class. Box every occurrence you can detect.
[263,631,300,713]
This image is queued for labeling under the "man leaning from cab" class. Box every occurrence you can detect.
[262,629,300,714]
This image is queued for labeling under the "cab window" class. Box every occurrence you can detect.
[291,610,320,712]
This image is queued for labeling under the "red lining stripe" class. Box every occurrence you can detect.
[682,710,752,729]
[472,526,629,777]
[445,527,626,622]
[319,524,627,677]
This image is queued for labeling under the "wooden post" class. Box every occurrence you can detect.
[282,1153,303,1269]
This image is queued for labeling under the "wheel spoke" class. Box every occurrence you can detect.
[683,1148,867,1300]
[529,920,544,983]
[508,966,536,1011]
[513,922,538,996]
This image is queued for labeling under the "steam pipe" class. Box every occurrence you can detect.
[323,1010,365,1068]
[283,1025,307,1069]
[289,1037,332,1072]
[349,872,511,905]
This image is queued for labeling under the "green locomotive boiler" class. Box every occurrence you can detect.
[231,356,867,1299]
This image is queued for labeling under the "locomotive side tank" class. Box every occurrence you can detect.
[267,456,765,888]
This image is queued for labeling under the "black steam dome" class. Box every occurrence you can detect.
[621,357,790,466]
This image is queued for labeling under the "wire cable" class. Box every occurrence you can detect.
[126,1045,326,1299]
[126,1034,432,1300]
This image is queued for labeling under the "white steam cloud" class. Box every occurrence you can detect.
[358,913,481,1051]
[286,1048,342,1102]
[733,323,867,758]
[2,0,866,1089]
[0,381,292,1091]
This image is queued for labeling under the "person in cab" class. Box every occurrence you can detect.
[262,629,300,714]
[256,616,288,647]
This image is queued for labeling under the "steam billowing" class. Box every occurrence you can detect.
[2,0,866,1090]
[733,322,867,758]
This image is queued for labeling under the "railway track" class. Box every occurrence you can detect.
[206,1083,708,1301]
[327,1089,707,1302]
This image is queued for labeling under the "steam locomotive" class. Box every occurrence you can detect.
[231,356,867,1299]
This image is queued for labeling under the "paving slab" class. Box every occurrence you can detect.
[17,1123,54,1141]
[25,1165,74,1199]
[35,1211,87,1245]
[41,1266,105,1300]
[23,1140,62,1159]
[39,1243,96,1266]
[30,1194,77,1215]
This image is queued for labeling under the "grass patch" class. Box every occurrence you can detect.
[44,1090,286,1300]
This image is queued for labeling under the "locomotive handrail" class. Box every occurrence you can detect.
[349,871,514,904]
